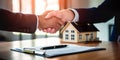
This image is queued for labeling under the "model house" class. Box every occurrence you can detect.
[60,22,100,43]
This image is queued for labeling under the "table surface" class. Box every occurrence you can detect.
[0,37,120,60]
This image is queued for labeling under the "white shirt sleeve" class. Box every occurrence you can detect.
[36,15,39,31]
[69,8,79,22]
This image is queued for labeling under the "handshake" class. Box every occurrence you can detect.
[37,9,75,33]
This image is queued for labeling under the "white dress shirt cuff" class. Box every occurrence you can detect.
[36,15,39,31]
[69,8,79,22]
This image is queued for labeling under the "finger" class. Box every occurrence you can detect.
[55,11,66,23]
[45,10,62,19]
[54,25,61,33]
[45,11,56,18]
[50,28,56,33]
[43,29,47,32]
[53,17,64,26]
[45,11,66,26]
[55,11,63,19]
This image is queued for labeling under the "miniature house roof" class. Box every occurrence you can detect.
[61,22,99,33]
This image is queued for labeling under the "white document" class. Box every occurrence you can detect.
[11,44,105,58]
[41,44,105,57]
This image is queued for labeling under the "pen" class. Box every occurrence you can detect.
[40,45,67,50]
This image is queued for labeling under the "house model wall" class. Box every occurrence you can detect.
[60,22,99,43]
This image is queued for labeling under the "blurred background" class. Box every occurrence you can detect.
[0,0,114,41]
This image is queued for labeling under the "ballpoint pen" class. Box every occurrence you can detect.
[40,45,67,50]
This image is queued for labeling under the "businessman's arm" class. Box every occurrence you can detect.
[44,0,116,33]
[0,9,37,33]
[0,9,63,33]
[75,0,114,24]
[45,0,114,24]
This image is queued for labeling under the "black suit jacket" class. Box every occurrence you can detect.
[75,0,120,41]
[0,9,37,33]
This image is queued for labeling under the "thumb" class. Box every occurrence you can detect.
[45,12,53,18]
[45,10,61,19]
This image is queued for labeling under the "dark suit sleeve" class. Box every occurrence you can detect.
[0,9,37,33]
[75,0,115,24]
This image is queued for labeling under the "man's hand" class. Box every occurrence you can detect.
[38,11,64,33]
[43,9,75,33]
[45,9,75,22]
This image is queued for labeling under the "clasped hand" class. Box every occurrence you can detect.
[38,9,74,33]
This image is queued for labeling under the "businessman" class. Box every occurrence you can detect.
[0,9,63,33]
[45,0,120,41]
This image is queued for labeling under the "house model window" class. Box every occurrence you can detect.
[79,34,82,40]
[65,34,69,40]
[71,34,75,40]
[71,30,75,33]
[60,22,100,43]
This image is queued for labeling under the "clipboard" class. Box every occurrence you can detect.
[11,44,105,58]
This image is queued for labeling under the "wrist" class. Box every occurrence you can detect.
[37,15,42,30]
[68,8,79,22]
[66,9,75,22]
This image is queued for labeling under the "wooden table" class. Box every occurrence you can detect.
[0,37,120,60]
